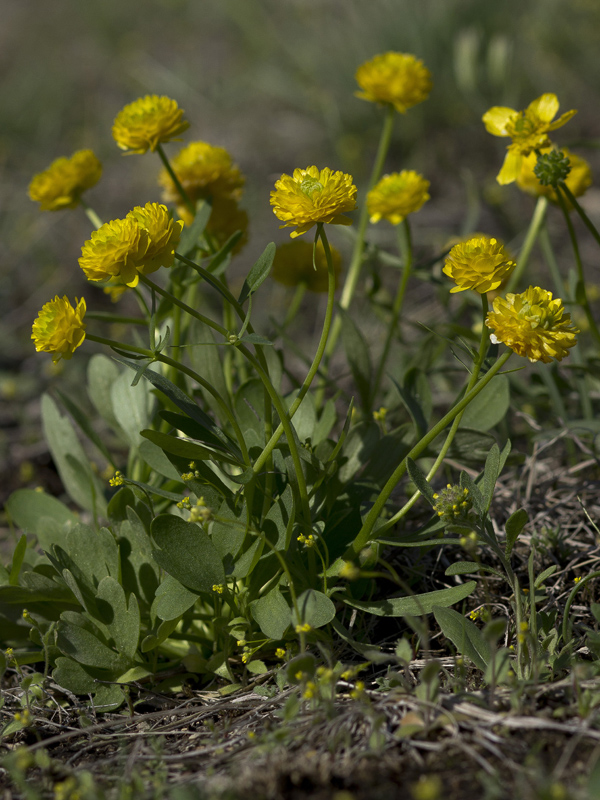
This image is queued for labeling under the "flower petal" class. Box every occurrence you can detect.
[527,93,559,123]
[547,109,577,131]
[497,149,522,185]
[482,106,516,136]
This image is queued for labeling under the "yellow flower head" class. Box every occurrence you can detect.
[270,166,357,238]
[79,217,149,287]
[516,147,592,207]
[28,149,102,211]
[271,240,342,292]
[103,280,129,303]
[355,52,432,113]
[443,235,516,294]
[483,93,577,185]
[179,197,249,258]
[159,140,245,205]
[486,286,578,363]
[126,202,183,275]
[32,296,86,363]
[112,95,190,154]
[367,170,430,225]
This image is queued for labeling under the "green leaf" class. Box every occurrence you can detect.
[238,242,276,304]
[340,308,372,411]
[111,368,154,449]
[5,489,77,542]
[8,535,27,586]
[535,564,558,588]
[406,458,436,507]
[246,659,268,675]
[151,574,198,621]
[481,443,500,513]
[392,368,431,438]
[95,576,140,660]
[41,394,107,515]
[140,429,242,466]
[505,508,529,556]
[240,333,274,346]
[459,472,484,516]
[187,319,230,422]
[344,581,476,617]
[151,514,225,593]
[445,561,504,580]
[52,656,98,694]
[158,410,241,458]
[251,587,290,640]
[87,354,122,434]
[56,390,116,468]
[177,201,212,255]
[138,439,182,481]
[460,373,510,431]
[57,619,126,671]
[292,589,336,629]
[433,606,491,670]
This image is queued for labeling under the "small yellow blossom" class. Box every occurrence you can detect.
[159,140,244,205]
[339,561,361,581]
[126,202,183,275]
[103,280,129,302]
[297,533,316,548]
[32,296,86,363]
[373,407,387,423]
[367,170,430,225]
[516,147,592,207]
[212,584,224,594]
[295,622,312,634]
[443,235,516,294]
[355,52,432,113]
[112,95,190,154]
[270,166,357,238]
[109,471,124,487]
[79,217,149,286]
[486,286,579,363]
[303,681,317,699]
[350,680,365,701]
[241,652,250,664]
[574,576,582,584]
[482,93,577,185]
[28,150,102,211]
[275,648,286,659]
[433,485,473,521]
[271,240,342,292]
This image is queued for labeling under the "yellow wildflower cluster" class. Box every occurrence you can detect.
[433,485,473,522]
[443,235,516,294]
[486,286,579,363]
[31,296,87,363]
[297,533,316,548]
[483,93,576,185]
[271,240,342,293]
[109,471,125,487]
[367,170,430,225]
[270,166,357,238]
[78,202,183,287]
[355,52,432,113]
[112,95,190,154]
[516,147,592,206]
[28,149,102,211]
[275,648,286,659]
[212,584,224,594]
[295,622,312,634]
[160,140,244,209]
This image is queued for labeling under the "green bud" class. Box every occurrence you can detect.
[534,150,571,187]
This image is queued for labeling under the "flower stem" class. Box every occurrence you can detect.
[156,143,195,218]
[371,218,413,403]
[79,199,103,230]
[505,196,548,293]
[384,293,490,528]
[559,181,600,251]
[555,185,600,349]
[345,348,512,559]
[319,104,396,388]
[138,274,229,338]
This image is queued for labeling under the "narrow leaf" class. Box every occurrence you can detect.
[238,242,276,304]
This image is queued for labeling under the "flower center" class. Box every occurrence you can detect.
[506,112,539,141]
[300,177,324,198]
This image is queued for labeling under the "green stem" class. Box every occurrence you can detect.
[346,349,512,559]
[559,182,600,251]
[371,218,413,403]
[562,571,600,645]
[85,333,249,465]
[538,223,566,296]
[505,196,548,293]
[250,224,338,479]
[156,143,195,218]
[555,185,600,349]
[138,274,229,338]
[320,104,396,374]
[385,294,490,528]
[283,283,308,329]
[80,199,103,229]
[86,312,147,326]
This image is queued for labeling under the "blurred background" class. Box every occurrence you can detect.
[1,0,599,501]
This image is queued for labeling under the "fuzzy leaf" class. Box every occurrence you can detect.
[151,514,225,593]
[433,605,491,670]
[344,581,476,617]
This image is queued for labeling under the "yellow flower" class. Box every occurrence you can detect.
[159,140,245,205]
[486,286,578,363]
[270,166,357,238]
[179,197,249,258]
[32,296,86,363]
[103,280,129,302]
[112,95,190,154]
[126,202,183,275]
[443,235,516,294]
[367,170,430,224]
[28,150,102,211]
[79,217,149,286]
[271,240,342,292]
[516,147,592,207]
[483,94,577,185]
[355,52,432,113]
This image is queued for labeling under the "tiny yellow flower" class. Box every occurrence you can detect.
[103,280,129,302]
[32,296,86,363]
[303,681,317,699]
[112,95,190,154]
[270,166,357,238]
[28,149,102,211]
[486,286,579,363]
[516,147,592,207]
[275,648,286,659]
[126,202,183,275]
[212,584,224,594]
[79,217,149,286]
[574,576,582,584]
[109,471,124,487]
[355,52,432,113]
[443,235,516,294]
[483,93,577,185]
[295,622,312,634]
[271,240,342,293]
[367,170,430,225]
[159,140,245,206]
[339,562,361,581]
